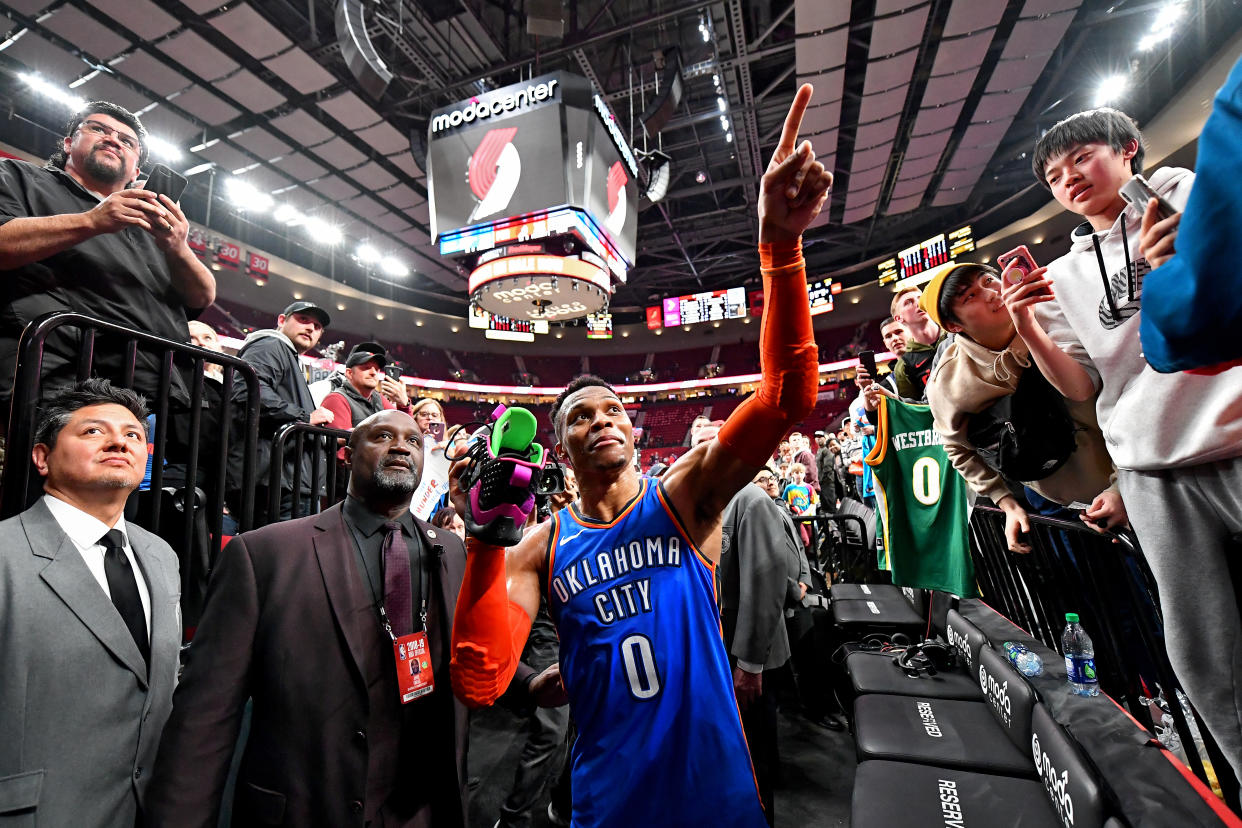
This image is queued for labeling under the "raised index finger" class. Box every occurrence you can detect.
[777,83,814,153]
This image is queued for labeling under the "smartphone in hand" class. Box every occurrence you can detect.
[997,245,1039,286]
[426,422,446,443]
[858,349,877,379]
[1119,174,1177,220]
[141,163,188,202]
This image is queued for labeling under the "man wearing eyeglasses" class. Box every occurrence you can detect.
[0,100,215,452]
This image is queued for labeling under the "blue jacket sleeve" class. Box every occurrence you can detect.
[1140,55,1242,372]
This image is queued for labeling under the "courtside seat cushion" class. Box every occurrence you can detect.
[853,694,1034,776]
[833,595,924,628]
[831,583,903,602]
[1032,704,1107,828]
[845,650,984,700]
[851,760,1060,828]
[945,608,988,673]
[976,645,1037,751]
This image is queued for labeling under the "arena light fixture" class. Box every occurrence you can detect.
[225,177,273,211]
[380,257,409,277]
[304,215,342,245]
[0,28,28,52]
[1139,2,1186,50]
[356,243,381,263]
[273,203,304,225]
[19,72,85,110]
[145,135,183,162]
[68,69,101,89]
[1093,74,1128,107]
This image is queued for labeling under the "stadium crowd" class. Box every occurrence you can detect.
[1,50,1241,828]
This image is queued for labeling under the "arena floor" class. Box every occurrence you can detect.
[466,703,856,827]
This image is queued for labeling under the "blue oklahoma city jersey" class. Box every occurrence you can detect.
[547,478,765,828]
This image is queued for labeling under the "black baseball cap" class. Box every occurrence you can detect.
[345,341,387,368]
[281,300,330,327]
[814,430,826,437]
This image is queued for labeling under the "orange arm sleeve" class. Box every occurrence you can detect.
[717,239,819,466]
[449,538,533,708]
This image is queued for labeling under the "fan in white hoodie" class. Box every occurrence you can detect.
[1006,109,1242,783]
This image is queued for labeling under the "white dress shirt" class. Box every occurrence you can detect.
[43,494,152,639]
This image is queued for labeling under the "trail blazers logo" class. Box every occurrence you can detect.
[468,126,521,222]
[605,161,628,236]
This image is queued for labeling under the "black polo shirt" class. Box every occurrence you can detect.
[0,159,196,404]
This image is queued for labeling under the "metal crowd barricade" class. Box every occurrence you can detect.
[266,421,352,521]
[1,311,262,578]
[969,504,1240,808]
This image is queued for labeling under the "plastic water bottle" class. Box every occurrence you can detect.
[1002,641,1044,677]
[1062,613,1100,696]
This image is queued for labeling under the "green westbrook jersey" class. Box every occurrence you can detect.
[864,396,976,597]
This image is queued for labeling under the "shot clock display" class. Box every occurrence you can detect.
[586,312,613,339]
[661,286,746,327]
[877,225,973,284]
[807,278,836,315]
[468,305,549,342]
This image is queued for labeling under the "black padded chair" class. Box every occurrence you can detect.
[1030,703,1107,828]
[851,692,1113,828]
[844,609,988,701]
[830,582,903,602]
[832,586,926,635]
[853,645,1036,776]
[851,760,1059,828]
[944,608,989,675]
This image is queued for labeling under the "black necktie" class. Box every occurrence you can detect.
[100,529,149,666]
[382,521,413,638]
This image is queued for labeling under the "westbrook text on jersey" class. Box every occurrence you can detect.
[891,427,944,452]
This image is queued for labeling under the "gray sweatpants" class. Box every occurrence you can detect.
[1118,458,1242,782]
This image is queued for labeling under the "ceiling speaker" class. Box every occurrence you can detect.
[526,0,564,37]
[408,116,428,172]
[336,0,393,99]
[641,49,683,137]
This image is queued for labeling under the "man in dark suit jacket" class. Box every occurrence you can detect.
[0,379,181,827]
[693,423,808,826]
[147,409,469,827]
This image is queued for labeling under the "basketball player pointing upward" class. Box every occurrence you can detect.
[449,84,830,827]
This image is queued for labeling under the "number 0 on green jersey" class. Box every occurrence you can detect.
[865,396,976,597]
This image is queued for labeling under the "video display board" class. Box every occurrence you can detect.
[428,72,638,268]
[877,225,973,285]
[468,305,550,342]
[586,312,613,339]
[807,278,836,315]
[645,306,662,330]
[660,287,747,327]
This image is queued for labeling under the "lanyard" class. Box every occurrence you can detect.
[349,519,428,640]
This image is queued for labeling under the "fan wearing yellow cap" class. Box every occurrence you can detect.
[919,262,1125,554]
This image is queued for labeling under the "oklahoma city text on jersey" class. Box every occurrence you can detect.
[552,534,684,625]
